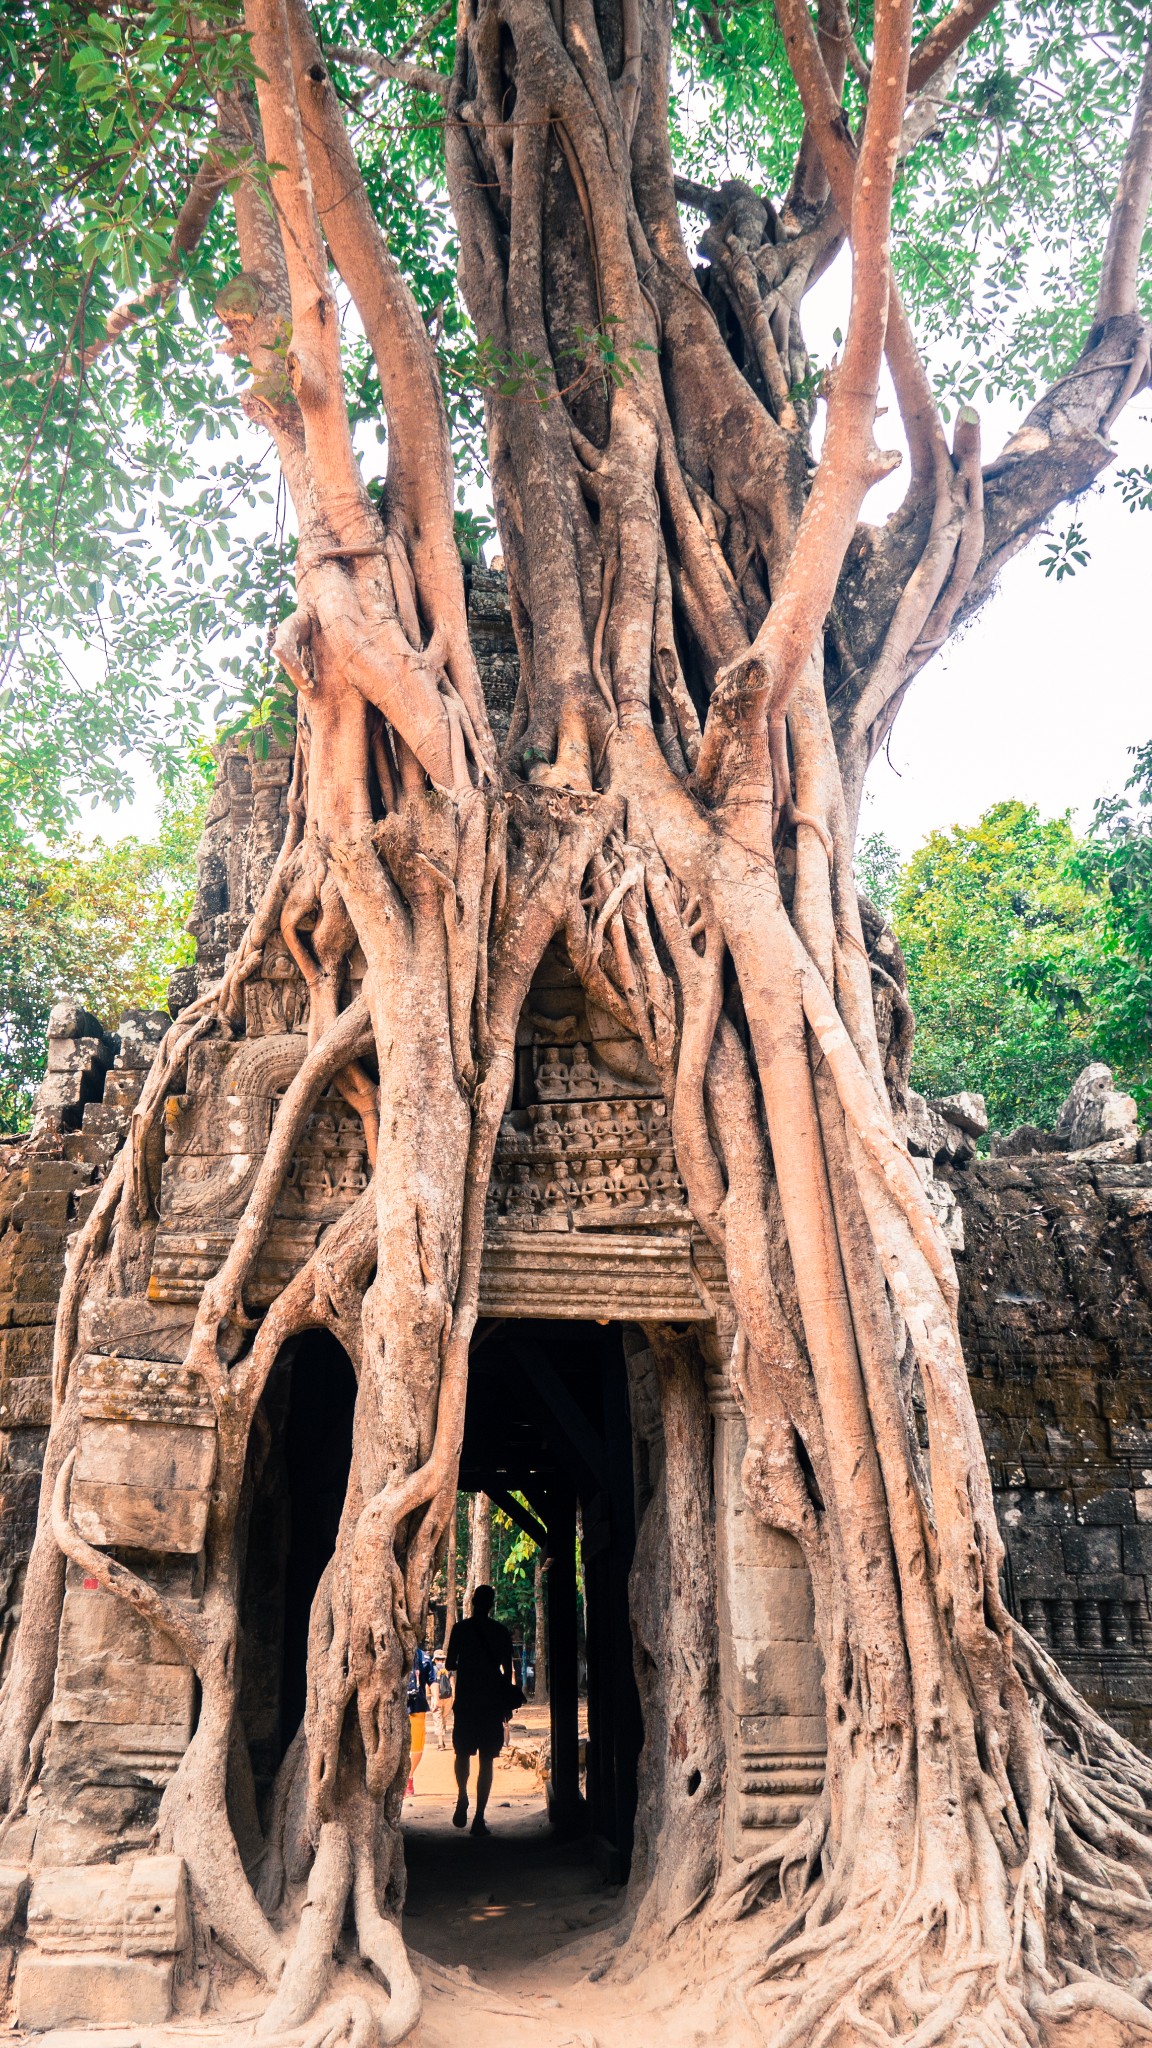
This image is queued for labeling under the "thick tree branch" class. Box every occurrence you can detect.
[245,0,376,543]
[695,0,913,781]
[327,42,450,102]
[288,0,492,750]
[905,0,996,96]
[1095,32,1152,325]
[772,0,949,493]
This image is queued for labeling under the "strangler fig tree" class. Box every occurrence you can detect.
[1,0,1150,2040]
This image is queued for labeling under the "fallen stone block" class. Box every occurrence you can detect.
[930,1090,988,1138]
[14,1952,172,2028]
[1057,1062,1139,1151]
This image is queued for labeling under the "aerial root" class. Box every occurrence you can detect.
[253,1818,420,2048]
[258,1823,352,2036]
[712,1795,829,1921]
[733,1867,1056,2048]
[1031,1977,1152,2035]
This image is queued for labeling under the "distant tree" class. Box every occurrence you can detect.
[0,759,211,1130]
[1074,741,1152,1107]
[893,776,1151,1131]
[856,827,902,915]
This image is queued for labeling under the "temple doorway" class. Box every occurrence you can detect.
[455,1317,643,1874]
[239,1329,358,1803]
[402,1317,642,1965]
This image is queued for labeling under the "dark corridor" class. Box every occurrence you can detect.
[238,1317,644,1879]
[459,1318,644,1878]
[240,1330,358,1799]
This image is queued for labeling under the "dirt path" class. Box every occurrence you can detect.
[24,1720,751,2048]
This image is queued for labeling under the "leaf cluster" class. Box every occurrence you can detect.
[885,764,1152,1133]
[0,751,213,1130]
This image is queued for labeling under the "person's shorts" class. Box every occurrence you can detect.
[408,1711,427,1758]
[452,1712,505,1760]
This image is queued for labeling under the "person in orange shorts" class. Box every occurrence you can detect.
[405,1643,437,1796]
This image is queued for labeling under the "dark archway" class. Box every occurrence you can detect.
[456,1318,644,1878]
[239,1329,357,1802]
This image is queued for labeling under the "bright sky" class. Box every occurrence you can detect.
[859,408,1152,857]
[806,254,1152,857]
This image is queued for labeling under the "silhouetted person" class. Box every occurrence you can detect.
[445,1584,515,1836]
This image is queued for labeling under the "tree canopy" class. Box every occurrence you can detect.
[1,0,1149,836]
[0,759,210,1129]
[860,745,1152,1132]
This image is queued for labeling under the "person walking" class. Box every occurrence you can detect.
[430,1655,453,1748]
[445,1584,519,1836]
[405,1643,437,1797]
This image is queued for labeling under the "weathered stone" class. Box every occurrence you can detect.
[0,1866,28,1938]
[907,1090,974,1166]
[14,1954,173,2028]
[25,1856,188,1958]
[1058,1062,1140,1152]
[914,1159,965,1252]
[991,1124,1069,1158]
[47,1002,108,1045]
[931,1091,988,1138]
[70,1418,216,1553]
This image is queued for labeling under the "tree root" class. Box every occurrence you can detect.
[258,1823,352,2035]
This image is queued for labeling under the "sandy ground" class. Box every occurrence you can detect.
[12,1717,1119,2046]
[13,1709,731,2048]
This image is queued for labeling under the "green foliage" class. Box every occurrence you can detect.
[1040,518,1091,581]
[888,766,1152,1133]
[1071,742,1152,1106]
[856,829,902,915]
[491,1500,541,1648]
[0,754,213,1131]
[439,1493,541,1649]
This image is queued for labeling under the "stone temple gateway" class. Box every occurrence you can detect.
[0,574,1150,2028]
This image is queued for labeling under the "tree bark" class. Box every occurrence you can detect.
[444,1502,459,1644]
[532,1554,548,1706]
[464,1492,493,1608]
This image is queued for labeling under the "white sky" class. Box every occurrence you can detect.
[82,257,1151,860]
[857,404,1151,857]
[808,255,1151,856]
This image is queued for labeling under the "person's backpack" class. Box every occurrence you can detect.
[437,1668,453,1701]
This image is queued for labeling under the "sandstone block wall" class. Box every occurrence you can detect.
[953,1153,1152,1742]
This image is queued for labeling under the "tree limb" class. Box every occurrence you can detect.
[66,130,242,376]
[694,0,913,773]
[326,42,450,102]
[1095,31,1152,326]
[905,0,997,96]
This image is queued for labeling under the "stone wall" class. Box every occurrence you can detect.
[954,1148,1152,1742]
[903,1064,1152,1743]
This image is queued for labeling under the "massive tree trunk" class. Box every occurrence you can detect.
[2,0,1151,2042]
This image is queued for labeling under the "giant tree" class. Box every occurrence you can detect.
[1,0,1151,2043]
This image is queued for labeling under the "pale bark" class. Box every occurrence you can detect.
[464,1492,493,1606]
